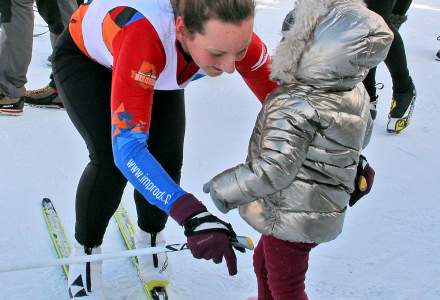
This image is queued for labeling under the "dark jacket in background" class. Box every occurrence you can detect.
[0,0,12,23]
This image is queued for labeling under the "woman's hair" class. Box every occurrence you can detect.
[172,0,255,35]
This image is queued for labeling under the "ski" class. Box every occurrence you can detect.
[113,204,169,300]
[41,197,72,278]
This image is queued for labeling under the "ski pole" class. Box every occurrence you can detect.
[0,236,254,274]
[0,243,188,274]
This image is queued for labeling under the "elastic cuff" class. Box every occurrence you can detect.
[170,193,207,225]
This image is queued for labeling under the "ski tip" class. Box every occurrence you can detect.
[242,236,255,250]
[42,198,51,204]
[146,281,169,300]
[41,198,56,210]
[150,286,168,300]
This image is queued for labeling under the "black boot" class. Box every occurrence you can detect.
[387,78,416,134]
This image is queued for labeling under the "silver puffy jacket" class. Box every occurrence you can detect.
[206,0,394,244]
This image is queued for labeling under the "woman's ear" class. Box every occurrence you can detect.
[175,16,185,41]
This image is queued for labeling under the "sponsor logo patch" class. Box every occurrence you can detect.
[131,61,157,89]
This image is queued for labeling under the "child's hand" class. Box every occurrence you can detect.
[203,181,212,194]
[349,155,375,206]
[203,180,230,213]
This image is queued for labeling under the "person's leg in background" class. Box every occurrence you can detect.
[390,0,412,29]
[35,0,64,39]
[364,0,416,134]
[36,0,77,49]
[362,0,395,120]
[0,0,34,116]
[25,0,78,108]
[53,0,77,45]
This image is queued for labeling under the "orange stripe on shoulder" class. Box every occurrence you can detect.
[69,5,91,57]
[102,14,121,55]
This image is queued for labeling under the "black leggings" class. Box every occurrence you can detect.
[363,0,413,98]
[392,0,412,16]
[52,31,185,247]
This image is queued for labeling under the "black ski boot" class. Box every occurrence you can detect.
[387,78,416,134]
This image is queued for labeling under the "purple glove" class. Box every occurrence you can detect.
[349,155,375,207]
[170,194,239,276]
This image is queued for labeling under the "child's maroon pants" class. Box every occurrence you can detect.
[253,235,316,300]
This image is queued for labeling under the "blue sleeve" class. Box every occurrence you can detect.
[112,129,187,214]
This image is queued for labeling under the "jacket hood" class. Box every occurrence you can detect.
[271,0,393,91]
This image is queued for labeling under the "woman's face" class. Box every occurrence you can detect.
[176,17,254,77]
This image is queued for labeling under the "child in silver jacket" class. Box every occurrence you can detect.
[203,0,393,299]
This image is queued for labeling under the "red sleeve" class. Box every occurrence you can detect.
[111,18,166,131]
[110,19,189,213]
[236,33,279,103]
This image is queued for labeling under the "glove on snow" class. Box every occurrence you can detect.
[170,194,241,276]
[350,155,375,207]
